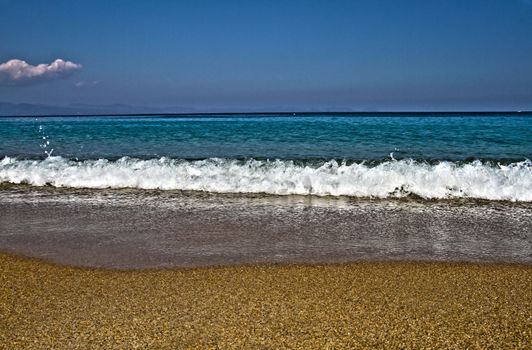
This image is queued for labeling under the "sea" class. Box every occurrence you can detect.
[1,113,531,201]
[0,113,531,268]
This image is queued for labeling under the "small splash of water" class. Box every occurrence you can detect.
[37,123,54,157]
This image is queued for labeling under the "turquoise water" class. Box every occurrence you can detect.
[0,113,530,161]
[0,113,531,201]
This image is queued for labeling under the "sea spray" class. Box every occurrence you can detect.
[37,124,54,158]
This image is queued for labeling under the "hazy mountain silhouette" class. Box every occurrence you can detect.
[0,102,196,116]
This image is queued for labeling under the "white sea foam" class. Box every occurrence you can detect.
[0,156,531,201]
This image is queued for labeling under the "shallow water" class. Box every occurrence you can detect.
[1,188,530,268]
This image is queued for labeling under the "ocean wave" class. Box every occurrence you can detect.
[1,156,531,201]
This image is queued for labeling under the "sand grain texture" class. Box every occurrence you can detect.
[0,254,530,349]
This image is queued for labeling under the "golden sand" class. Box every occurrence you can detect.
[0,254,530,349]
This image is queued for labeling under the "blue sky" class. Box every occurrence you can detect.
[1,0,531,111]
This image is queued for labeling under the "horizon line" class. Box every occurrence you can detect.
[1,110,531,118]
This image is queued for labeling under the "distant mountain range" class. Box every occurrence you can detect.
[0,102,199,116]
[4,101,523,116]
[0,101,384,116]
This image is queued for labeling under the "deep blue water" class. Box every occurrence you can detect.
[1,113,531,162]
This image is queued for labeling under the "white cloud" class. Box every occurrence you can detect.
[0,58,82,84]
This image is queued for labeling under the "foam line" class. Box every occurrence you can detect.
[1,156,530,201]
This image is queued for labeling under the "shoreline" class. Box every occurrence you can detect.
[1,250,531,272]
[2,184,530,347]
[2,188,531,269]
[3,182,532,205]
[1,253,530,348]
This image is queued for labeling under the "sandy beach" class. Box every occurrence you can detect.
[0,253,530,349]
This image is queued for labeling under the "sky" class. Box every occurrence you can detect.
[1,0,531,112]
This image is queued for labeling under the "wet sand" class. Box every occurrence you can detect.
[0,254,530,349]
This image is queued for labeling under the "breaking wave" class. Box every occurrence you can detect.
[1,156,531,201]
